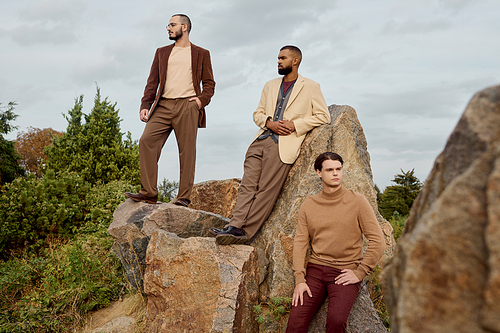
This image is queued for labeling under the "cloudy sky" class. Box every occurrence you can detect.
[1,0,498,189]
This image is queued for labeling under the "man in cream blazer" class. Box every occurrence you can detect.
[211,45,330,245]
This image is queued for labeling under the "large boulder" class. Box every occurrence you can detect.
[108,199,228,291]
[108,104,393,332]
[250,104,393,332]
[189,105,394,332]
[382,85,500,332]
[190,178,241,219]
[144,230,259,333]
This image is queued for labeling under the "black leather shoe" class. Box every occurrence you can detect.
[216,226,248,245]
[173,198,190,207]
[125,192,158,204]
[209,227,223,236]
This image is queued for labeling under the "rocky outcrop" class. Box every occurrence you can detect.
[108,199,228,291]
[144,230,259,333]
[190,178,241,219]
[108,104,394,332]
[249,104,393,332]
[382,85,500,332]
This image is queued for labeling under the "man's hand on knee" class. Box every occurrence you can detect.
[292,282,312,307]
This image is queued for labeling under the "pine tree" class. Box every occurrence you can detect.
[45,87,140,185]
[378,169,422,220]
[0,102,25,185]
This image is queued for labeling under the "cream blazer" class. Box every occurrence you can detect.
[252,75,331,164]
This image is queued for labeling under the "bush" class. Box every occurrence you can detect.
[80,180,139,233]
[388,211,406,242]
[0,171,90,257]
[0,234,126,332]
[0,180,137,332]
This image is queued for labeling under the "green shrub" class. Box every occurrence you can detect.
[389,211,406,242]
[80,180,139,233]
[0,170,90,257]
[0,230,126,332]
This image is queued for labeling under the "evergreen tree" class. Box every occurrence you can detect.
[45,87,140,185]
[378,169,422,220]
[0,102,25,185]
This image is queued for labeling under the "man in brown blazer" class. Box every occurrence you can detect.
[211,45,331,245]
[125,14,215,207]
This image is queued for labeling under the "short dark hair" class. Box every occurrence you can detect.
[314,152,344,171]
[280,45,302,63]
[172,14,191,33]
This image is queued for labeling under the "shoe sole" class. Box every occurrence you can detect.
[125,194,157,205]
[216,234,248,245]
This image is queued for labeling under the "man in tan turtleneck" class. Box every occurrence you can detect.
[286,152,385,333]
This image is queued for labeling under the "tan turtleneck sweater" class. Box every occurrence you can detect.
[293,186,385,284]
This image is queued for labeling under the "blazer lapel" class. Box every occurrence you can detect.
[190,43,199,80]
[286,75,304,110]
[269,79,281,115]
[160,44,174,86]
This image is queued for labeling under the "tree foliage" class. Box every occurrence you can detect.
[0,171,90,256]
[44,88,140,185]
[15,127,63,177]
[0,102,25,185]
[378,169,422,220]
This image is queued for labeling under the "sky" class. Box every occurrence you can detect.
[1,0,499,189]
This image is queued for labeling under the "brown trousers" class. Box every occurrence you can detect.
[229,137,292,239]
[139,98,199,200]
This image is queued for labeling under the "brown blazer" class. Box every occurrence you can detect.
[140,43,215,128]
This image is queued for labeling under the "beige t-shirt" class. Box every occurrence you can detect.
[162,46,196,99]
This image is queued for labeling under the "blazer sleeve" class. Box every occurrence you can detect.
[140,49,161,111]
[293,81,331,137]
[197,49,215,109]
[253,80,273,128]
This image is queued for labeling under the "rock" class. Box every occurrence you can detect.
[91,316,136,333]
[382,85,500,332]
[108,199,228,291]
[303,282,388,333]
[108,104,393,332]
[144,229,259,333]
[190,178,241,219]
[251,105,394,332]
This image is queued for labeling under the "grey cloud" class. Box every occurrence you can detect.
[381,18,452,35]
[6,22,77,45]
[70,36,152,85]
[18,0,86,23]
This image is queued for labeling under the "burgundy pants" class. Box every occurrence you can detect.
[286,263,360,333]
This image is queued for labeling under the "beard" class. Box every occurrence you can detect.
[278,65,292,76]
[169,29,183,41]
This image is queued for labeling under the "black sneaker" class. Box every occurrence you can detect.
[216,226,248,245]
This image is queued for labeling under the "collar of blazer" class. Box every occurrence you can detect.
[269,74,305,112]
